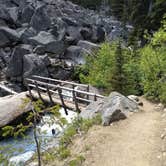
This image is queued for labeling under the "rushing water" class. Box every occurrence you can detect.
[0,108,77,166]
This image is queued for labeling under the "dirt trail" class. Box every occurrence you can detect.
[71,98,166,166]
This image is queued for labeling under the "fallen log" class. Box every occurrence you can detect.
[0,92,31,128]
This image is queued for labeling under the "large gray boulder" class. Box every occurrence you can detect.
[28,31,65,55]
[77,40,100,51]
[80,92,139,126]
[23,53,49,79]
[0,26,20,47]
[80,27,93,40]
[30,6,52,32]
[28,31,55,46]
[19,5,35,23]
[102,92,139,125]
[79,100,104,119]
[18,27,37,43]
[0,7,19,28]
[6,44,32,78]
[47,59,72,80]
[66,26,83,43]
[63,46,89,65]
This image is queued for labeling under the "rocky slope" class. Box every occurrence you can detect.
[0,0,130,92]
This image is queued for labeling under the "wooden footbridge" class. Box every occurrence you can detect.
[25,75,105,115]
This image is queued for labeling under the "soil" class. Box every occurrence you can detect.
[69,97,166,166]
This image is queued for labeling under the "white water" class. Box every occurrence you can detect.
[0,108,77,166]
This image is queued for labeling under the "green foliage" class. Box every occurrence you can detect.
[69,155,86,166]
[55,115,101,161]
[57,146,71,159]
[141,17,166,103]
[2,126,14,137]
[79,42,142,95]
[33,99,45,113]
[80,43,116,90]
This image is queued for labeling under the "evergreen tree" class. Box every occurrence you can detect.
[110,41,127,94]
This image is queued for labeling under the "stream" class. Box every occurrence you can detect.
[0,108,77,166]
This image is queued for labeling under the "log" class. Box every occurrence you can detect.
[0,92,31,128]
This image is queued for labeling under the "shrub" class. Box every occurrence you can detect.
[141,17,166,103]
[79,42,142,95]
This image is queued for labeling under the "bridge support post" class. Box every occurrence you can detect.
[94,94,97,101]
[35,81,45,103]
[46,84,54,105]
[87,85,89,100]
[72,90,80,113]
[57,87,68,115]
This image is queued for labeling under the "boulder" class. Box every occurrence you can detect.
[23,53,49,79]
[0,7,16,28]
[79,100,104,119]
[80,92,139,126]
[63,46,89,65]
[45,40,65,55]
[80,27,93,40]
[102,92,139,126]
[19,27,37,43]
[33,45,45,55]
[62,17,78,26]
[30,6,52,31]
[28,31,55,46]
[0,26,20,47]
[48,60,72,80]
[19,5,35,23]
[6,44,32,78]
[28,31,65,54]
[66,26,83,43]
[77,40,100,51]
[91,26,106,43]
[7,7,19,24]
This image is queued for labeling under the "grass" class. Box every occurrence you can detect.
[40,114,102,165]
[68,155,86,166]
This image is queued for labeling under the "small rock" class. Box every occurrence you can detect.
[138,101,143,106]
[161,133,166,139]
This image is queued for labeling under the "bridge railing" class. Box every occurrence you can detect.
[25,76,104,114]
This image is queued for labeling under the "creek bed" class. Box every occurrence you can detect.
[0,108,77,166]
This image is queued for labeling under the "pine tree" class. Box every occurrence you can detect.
[110,41,127,94]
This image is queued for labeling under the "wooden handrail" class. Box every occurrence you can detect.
[32,75,89,88]
[26,78,104,99]
[28,83,95,103]
[26,76,105,111]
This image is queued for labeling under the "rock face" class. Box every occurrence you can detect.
[0,0,131,88]
[80,92,139,126]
